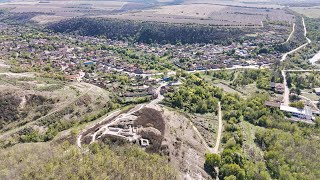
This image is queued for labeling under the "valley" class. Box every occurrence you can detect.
[0,0,320,180]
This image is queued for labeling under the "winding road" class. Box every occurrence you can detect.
[281,17,312,106]
[281,17,311,62]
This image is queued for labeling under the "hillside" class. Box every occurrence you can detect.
[47,18,250,44]
[0,142,177,179]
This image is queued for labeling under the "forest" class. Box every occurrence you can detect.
[163,72,222,114]
[0,142,177,179]
[47,18,250,44]
[164,72,320,179]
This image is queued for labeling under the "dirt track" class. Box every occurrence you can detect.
[213,102,222,154]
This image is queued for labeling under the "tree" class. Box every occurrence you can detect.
[315,117,320,128]
[205,154,221,178]
[220,163,245,180]
[225,175,237,180]
[289,101,304,109]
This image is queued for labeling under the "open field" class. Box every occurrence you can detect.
[0,0,295,26]
[291,6,320,18]
[105,4,294,26]
[0,0,127,23]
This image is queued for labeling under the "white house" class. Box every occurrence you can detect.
[280,105,314,120]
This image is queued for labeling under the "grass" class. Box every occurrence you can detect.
[236,83,260,96]
[240,121,265,162]
[301,92,320,101]
[215,82,243,95]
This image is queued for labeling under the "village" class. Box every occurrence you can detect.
[1,22,318,125]
[0,22,288,74]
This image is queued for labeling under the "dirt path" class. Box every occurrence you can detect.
[191,121,213,153]
[188,101,222,155]
[282,70,290,106]
[212,102,222,154]
[90,104,145,144]
[76,109,121,148]
[284,23,295,43]
[77,82,168,148]
[149,82,167,105]
[298,95,320,111]
[0,85,94,140]
[0,72,35,78]
[281,18,311,62]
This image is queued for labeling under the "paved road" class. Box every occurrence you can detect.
[105,65,164,78]
[284,69,320,72]
[185,65,269,75]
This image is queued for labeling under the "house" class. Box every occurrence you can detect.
[280,105,314,120]
[270,82,285,92]
[275,84,285,93]
[271,82,285,93]
[314,88,320,96]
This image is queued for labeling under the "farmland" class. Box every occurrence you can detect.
[0,0,295,26]
[105,4,294,26]
[291,6,320,18]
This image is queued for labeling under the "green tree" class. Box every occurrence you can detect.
[220,163,245,180]
[204,153,220,178]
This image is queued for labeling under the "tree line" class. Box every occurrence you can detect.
[47,18,251,44]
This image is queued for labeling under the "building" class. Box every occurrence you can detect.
[270,82,285,93]
[314,88,320,96]
[280,105,314,120]
[275,84,285,93]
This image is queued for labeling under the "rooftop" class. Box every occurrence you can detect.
[280,105,313,117]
